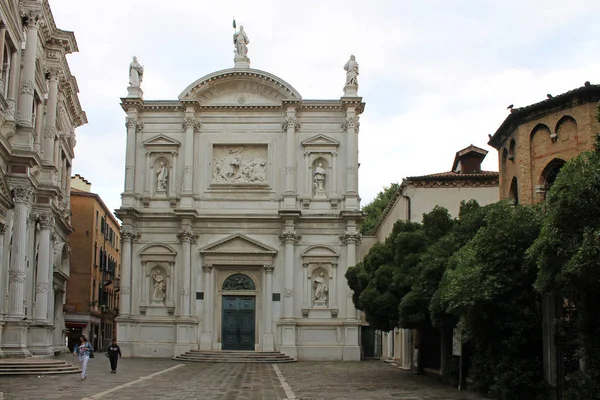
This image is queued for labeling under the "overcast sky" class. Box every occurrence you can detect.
[50,0,600,215]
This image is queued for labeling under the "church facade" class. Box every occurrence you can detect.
[115,32,364,360]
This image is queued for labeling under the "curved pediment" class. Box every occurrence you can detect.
[178,68,302,106]
[301,245,339,258]
[140,244,177,256]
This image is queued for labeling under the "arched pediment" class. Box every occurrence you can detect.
[140,244,177,256]
[301,245,339,258]
[178,68,302,106]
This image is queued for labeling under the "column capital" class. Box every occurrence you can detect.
[177,228,197,243]
[44,125,57,139]
[340,231,362,245]
[44,66,62,80]
[38,212,55,229]
[125,116,144,132]
[120,227,140,242]
[182,116,201,132]
[11,184,34,204]
[279,230,300,244]
[282,116,301,131]
[264,264,274,274]
[202,264,213,272]
[341,116,360,132]
[23,11,42,28]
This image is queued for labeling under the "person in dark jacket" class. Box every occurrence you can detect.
[107,339,122,373]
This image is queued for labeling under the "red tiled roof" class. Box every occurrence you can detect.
[407,170,499,180]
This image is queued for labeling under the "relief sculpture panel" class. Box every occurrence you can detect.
[212,145,268,183]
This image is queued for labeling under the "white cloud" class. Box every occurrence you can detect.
[49,0,600,215]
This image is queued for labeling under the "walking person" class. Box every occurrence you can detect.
[73,335,93,380]
[107,339,122,373]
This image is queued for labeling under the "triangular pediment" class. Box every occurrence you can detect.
[143,134,181,148]
[301,134,340,148]
[200,234,278,255]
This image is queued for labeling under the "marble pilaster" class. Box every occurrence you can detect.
[177,228,196,317]
[279,226,299,358]
[263,264,275,351]
[181,112,199,207]
[282,111,300,207]
[5,47,21,121]
[342,112,360,210]
[199,264,213,350]
[123,116,140,196]
[43,69,60,165]
[119,227,138,316]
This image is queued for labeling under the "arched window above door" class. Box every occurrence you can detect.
[222,273,256,291]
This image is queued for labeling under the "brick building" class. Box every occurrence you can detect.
[489,82,600,204]
[488,82,600,394]
[65,175,120,351]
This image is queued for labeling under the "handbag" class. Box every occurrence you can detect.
[89,352,95,358]
[87,342,95,358]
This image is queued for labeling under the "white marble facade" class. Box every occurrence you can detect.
[116,43,364,360]
[0,0,87,357]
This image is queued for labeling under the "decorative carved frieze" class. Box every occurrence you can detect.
[180,286,190,296]
[282,116,301,131]
[345,166,357,175]
[340,231,362,245]
[36,282,50,294]
[182,116,201,131]
[8,269,26,283]
[38,213,55,229]
[284,288,295,298]
[120,285,131,295]
[177,228,197,243]
[12,185,34,203]
[279,231,300,244]
[285,166,296,175]
[21,80,34,95]
[212,145,267,184]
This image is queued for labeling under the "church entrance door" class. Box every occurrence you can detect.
[222,296,256,350]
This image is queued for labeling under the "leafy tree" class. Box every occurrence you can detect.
[437,202,547,399]
[529,130,600,398]
[360,183,400,235]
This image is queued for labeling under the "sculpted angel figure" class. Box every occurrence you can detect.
[344,55,359,86]
[129,56,144,87]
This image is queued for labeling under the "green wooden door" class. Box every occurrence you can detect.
[222,296,255,350]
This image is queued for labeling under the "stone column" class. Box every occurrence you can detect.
[17,11,41,128]
[119,227,138,316]
[200,264,213,350]
[34,101,43,153]
[0,26,6,95]
[263,264,275,351]
[181,112,199,207]
[177,228,195,317]
[124,116,140,195]
[43,69,60,165]
[342,112,360,210]
[34,212,53,322]
[282,112,300,206]
[0,222,6,315]
[5,46,21,121]
[340,227,361,361]
[7,184,33,318]
[278,225,299,358]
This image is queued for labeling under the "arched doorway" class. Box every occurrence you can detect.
[221,273,256,351]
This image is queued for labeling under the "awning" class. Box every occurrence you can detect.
[65,322,87,328]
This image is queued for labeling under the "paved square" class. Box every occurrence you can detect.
[0,355,486,400]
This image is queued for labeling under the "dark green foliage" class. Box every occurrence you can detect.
[360,183,400,235]
[438,202,547,399]
[529,120,600,398]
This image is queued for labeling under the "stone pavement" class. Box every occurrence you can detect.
[0,354,486,400]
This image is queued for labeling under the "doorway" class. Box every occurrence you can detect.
[222,296,255,350]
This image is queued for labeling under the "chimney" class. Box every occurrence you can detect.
[452,145,488,174]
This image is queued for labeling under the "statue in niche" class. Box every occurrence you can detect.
[156,162,168,192]
[233,25,250,58]
[152,269,166,303]
[313,272,328,308]
[129,56,144,87]
[313,162,327,198]
[344,55,359,86]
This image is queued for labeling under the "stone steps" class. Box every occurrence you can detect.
[0,359,80,375]
[173,350,297,363]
